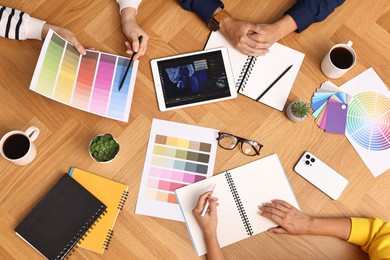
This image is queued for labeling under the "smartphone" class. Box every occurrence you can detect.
[294,152,348,200]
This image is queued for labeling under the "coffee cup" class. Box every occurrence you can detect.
[0,126,40,165]
[321,41,356,79]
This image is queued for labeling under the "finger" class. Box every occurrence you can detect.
[194,191,213,213]
[268,227,288,234]
[70,37,86,55]
[260,210,284,225]
[208,197,218,216]
[261,202,289,214]
[130,35,140,53]
[271,199,294,210]
[235,42,268,56]
[125,41,133,55]
[246,24,265,36]
[133,36,148,60]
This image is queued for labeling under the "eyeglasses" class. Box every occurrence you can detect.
[216,132,263,156]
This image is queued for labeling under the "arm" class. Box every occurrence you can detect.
[347,217,390,259]
[192,191,225,260]
[116,0,149,59]
[259,199,351,240]
[286,0,346,32]
[0,6,85,54]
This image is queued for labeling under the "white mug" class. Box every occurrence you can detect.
[0,126,40,165]
[321,41,356,79]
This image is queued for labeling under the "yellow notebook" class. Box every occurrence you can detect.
[69,168,128,254]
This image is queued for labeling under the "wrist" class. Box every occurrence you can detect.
[121,7,137,22]
[272,15,298,41]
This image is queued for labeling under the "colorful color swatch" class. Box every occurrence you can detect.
[135,119,218,222]
[311,81,352,134]
[30,29,138,122]
[346,92,390,151]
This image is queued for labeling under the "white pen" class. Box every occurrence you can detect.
[200,184,216,217]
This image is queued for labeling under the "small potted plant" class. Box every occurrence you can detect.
[286,100,311,122]
[89,134,120,163]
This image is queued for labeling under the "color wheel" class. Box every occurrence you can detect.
[346,92,390,151]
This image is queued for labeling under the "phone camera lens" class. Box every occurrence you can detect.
[305,160,310,165]
[305,154,310,159]
[310,158,315,163]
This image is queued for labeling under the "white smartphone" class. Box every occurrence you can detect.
[294,152,348,200]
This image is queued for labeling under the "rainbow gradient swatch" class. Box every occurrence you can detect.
[30,30,138,122]
[135,119,218,222]
[346,92,390,151]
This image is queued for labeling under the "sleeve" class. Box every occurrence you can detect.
[178,0,224,24]
[116,0,142,13]
[347,217,390,260]
[0,6,46,40]
[285,0,345,32]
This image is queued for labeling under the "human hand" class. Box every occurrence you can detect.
[259,199,313,235]
[121,7,149,60]
[219,16,270,56]
[42,24,86,55]
[192,191,219,238]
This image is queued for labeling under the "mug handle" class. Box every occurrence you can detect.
[25,126,40,142]
[347,40,353,47]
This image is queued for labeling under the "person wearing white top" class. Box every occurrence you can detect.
[0,1,148,59]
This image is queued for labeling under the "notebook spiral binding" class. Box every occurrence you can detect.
[57,205,107,260]
[117,190,129,210]
[225,172,253,236]
[236,56,257,93]
[103,229,114,250]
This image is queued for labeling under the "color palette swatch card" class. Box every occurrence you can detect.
[340,68,390,177]
[135,119,218,221]
[29,29,138,122]
[311,81,352,134]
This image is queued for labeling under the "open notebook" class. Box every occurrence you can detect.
[175,154,299,256]
[205,32,305,111]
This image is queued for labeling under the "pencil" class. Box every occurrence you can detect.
[255,64,293,101]
[118,35,143,91]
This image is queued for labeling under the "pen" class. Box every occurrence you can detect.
[200,184,216,217]
[255,64,293,101]
[119,35,143,91]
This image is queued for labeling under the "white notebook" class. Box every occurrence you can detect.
[175,154,300,256]
[205,32,305,111]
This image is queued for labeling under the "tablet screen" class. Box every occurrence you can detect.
[156,50,232,108]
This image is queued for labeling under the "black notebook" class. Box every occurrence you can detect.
[15,174,106,260]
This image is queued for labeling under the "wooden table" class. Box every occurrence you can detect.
[1,0,389,259]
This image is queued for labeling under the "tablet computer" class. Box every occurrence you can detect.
[150,47,236,111]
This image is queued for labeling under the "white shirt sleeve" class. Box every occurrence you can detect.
[0,6,46,40]
[116,0,142,13]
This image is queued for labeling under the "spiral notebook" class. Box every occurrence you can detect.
[205,32,305,111]
[15,174,106,260]
[69,167,129,254]
[175,154,299,256]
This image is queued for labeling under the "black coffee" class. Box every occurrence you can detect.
[3,134,30,159]
[330,47,354,69]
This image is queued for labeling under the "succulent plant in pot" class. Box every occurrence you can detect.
[286,100,311,122]
[89,134,120,162]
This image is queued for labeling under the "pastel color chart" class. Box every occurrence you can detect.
[346,92,390,151]
[135,119,218,222]
[30,29,138,122]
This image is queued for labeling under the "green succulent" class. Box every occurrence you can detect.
[291,100,311,118]
[89,134,119,162]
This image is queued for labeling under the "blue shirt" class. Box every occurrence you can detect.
[178,0,345,32]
